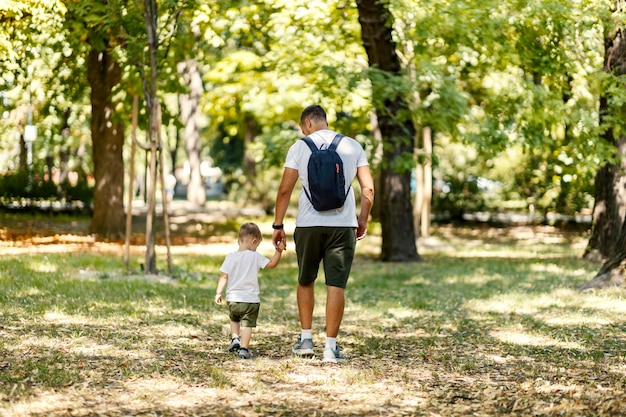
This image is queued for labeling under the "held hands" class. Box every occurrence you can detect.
[272,229,287,251]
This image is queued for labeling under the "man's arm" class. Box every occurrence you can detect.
[356,165,374,240]
[272,167,298,248]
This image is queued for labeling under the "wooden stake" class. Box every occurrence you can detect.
[125,95,139,269]
[157,105,173,274]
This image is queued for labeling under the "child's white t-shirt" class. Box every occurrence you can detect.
[219,250,270,303]
[284,129,369,228]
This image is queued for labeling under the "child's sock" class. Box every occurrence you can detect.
[301,329,312,340]
[325,337,337,351]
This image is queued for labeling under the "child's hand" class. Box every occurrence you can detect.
[277,241,286,252]
[215,293,223,305]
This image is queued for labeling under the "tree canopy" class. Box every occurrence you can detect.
[1,0,624,266]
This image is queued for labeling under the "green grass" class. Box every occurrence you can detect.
[0,224,624,416]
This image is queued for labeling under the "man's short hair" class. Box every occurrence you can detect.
[300,105,327,124]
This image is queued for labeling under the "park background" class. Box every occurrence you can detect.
[1,0,626,416]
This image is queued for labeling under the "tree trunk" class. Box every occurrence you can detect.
[178,59,205,206]
[581,2,626,288]
[59,110,71,185]
[580,215,626,290]
[87,48,125,238]
[243,114,257,182]
[19,133,27,172]
[356,0,420,262]
[584,138,626,262]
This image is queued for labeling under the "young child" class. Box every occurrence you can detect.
[215,222,285,359]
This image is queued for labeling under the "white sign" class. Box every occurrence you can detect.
[24,125,37,142]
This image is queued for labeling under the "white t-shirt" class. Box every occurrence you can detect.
[285,129,369,227]
[219,250,270,303]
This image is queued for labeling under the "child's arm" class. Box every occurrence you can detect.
[215,272,228,304]
[265,241,285,269]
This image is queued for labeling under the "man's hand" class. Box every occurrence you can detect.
[273,229,286,250]
[357,218,367,240]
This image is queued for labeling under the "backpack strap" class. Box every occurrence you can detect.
[329,134,345,151]
[300,136,318,153]
[300,134,345,152]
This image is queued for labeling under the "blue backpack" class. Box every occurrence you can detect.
[300,134,350,211]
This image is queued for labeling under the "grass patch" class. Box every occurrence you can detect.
[0,223,624,416]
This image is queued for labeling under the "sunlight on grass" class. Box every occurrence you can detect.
[9,335,64,351]
[26,258,59,273]
[534,381,580,394]
[439,247,581,259]
[490,329,586,350]
[578,294,626,314]
[120,377,220,408]
[143,322,205,343]
[11,332,154,363]
[43,311,101,326]
[466,290,576,315]
[1,223,625,417]
[543,314,613,326]
[5,392,77,417]
[466,288,626,323]
[70,342,154,359]
[529,263,590,277]
[609,363,626,377]
[386,307,424,320]
[286,370,329,384]
[16,287,44,297]
[6,377,224,417]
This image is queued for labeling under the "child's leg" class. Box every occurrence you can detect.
[239,326,252,349]
[230,320,240,339]
[227,320,241,352]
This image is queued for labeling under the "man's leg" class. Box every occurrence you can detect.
[297,282,315,330]
[325,285,345,338]
[293,227,320,356]
[293,283,315,356]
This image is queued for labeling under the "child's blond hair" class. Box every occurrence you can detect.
[239,222,262,241]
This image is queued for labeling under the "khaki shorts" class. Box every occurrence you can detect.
[227,302,260,328]
[294,226,356,289]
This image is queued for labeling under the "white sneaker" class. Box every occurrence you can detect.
[322,346,345,363]
[292,337,314,357]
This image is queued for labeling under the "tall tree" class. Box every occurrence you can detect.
[178,59,205,206]
[584,136,626,262]
[585,0,626,261]
[64,0,128,238]
[356,0,420,262]
[581,0,626,288]
[87,48,125,237]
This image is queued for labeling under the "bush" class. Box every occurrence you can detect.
[432,176,489,221]
[0,171,93,209]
